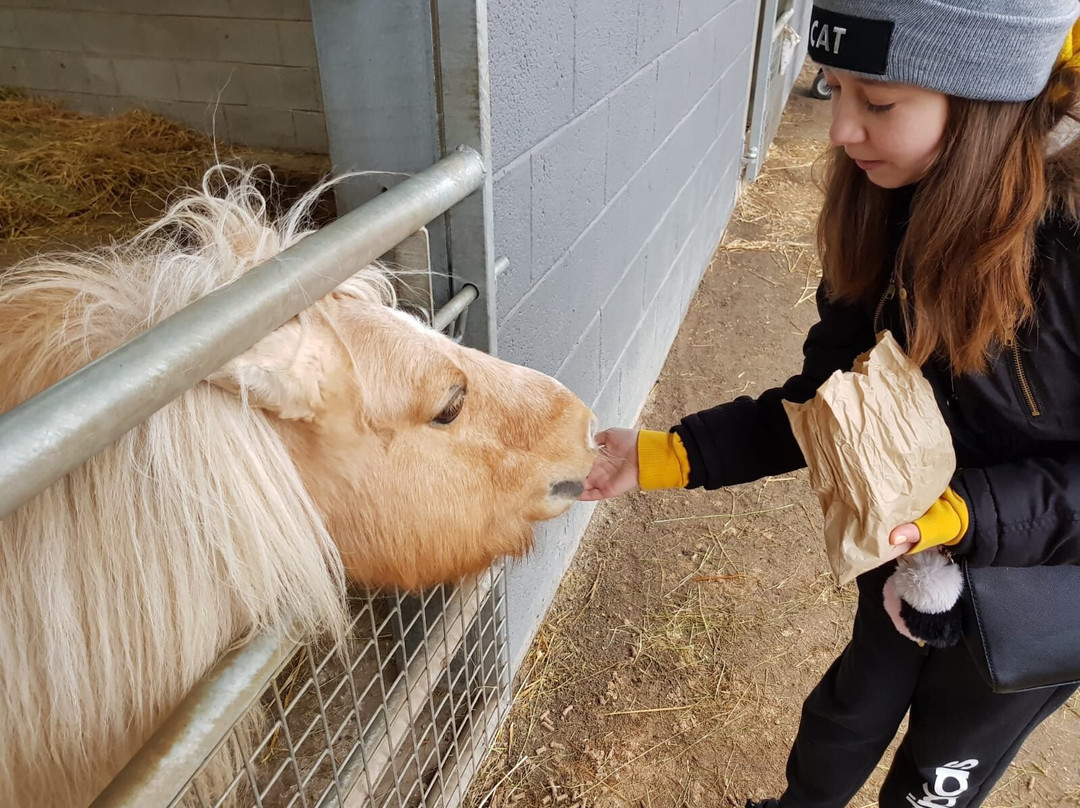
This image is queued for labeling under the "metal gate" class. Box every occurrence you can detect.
[95,572,509,808]
[743,0,813,182]
[0,148,513,808]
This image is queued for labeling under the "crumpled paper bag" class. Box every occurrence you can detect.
[783,332,956,585]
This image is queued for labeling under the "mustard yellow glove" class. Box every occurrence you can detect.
[637,430,690,490]
[910,487,969,554]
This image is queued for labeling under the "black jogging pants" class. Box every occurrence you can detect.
[779,563,1077,808]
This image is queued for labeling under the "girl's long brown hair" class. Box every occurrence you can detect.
[818,67,1080,374]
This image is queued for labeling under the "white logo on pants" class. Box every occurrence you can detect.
[906,760,980,808]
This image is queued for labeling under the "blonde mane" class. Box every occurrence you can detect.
[0,167,391,805]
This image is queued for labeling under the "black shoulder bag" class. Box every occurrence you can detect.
[961,562,1080,693]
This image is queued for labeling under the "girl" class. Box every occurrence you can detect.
[582,1,1080,806]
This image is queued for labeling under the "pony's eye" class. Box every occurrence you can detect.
[432,388,466,426]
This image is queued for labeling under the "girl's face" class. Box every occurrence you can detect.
[824,69,949,188]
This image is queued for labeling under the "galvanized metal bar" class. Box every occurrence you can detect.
[90,632,297,808]
[0,146,484,522]
[742,0,782,183]
[430,284,478,333]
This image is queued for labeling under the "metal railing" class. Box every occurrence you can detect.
[1,145,513,807]
[91,571,510,808]
[0,146,485,522]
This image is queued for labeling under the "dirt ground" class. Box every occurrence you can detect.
[464,70,1080,808]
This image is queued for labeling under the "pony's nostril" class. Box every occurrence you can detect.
[549,480,585,499]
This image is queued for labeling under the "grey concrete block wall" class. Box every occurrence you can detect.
[0,1,327,152]
[491,0,761,670]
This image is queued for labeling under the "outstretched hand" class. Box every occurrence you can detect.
[579,427,639,501]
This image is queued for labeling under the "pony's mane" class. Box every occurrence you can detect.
[0,165,388,805]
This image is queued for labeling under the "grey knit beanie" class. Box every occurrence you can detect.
[809,0,1080,102]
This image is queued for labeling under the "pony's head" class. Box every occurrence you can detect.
[209,273,596,590]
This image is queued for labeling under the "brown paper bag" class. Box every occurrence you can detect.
[783,332,956,585]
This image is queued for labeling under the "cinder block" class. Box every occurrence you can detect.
[139,17,218,61]
[498,244,608,377]
[14,9,83,51]
[52,54,117,94]
[0,48,24,86]
[114,57,179,99]
[200,18,282,64]
[70,0,154,12]
[593,363,622,432]
[679,0,734,36]
[643,205,678,308]
[605,63,657,201]
[556,314,602,405]
[565,185,638,297]
[619,301,660,421]
[719,39,754,118]
[0,11,21,49]
[621,160,660,256]
[573,0,639,114]
[142,0,231,16]
[648,110,697,217]
[175,61,245,105]
[488,0,575,171]
[688,24,721,102]
[240,64,318,111]
[636,0,680,68]
[493,155,534,322]
[292,110,328,153]
[715,0,758,70]
[143,98,227,138]
[224,104,296,149]
[715,96,743,165]
[230,0,311,21]
[279,20,317,67]
[600,245,647,380]
[530,100,609,277]
[654,247,686,351]
[654,34,695,142]
[82,14,153,58]
[7,48,64,91]
[504,500,595,671]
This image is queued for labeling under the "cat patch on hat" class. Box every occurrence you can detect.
[809,5,894,75]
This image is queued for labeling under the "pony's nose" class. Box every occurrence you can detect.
[549,480,585,499]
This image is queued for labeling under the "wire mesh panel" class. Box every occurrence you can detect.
[170,567,509,808]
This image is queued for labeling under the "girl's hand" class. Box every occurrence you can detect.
[580,428,639,501]
[888,523,921,558]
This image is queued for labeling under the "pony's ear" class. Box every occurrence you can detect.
[207,317,328,421]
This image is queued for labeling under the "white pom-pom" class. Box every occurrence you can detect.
[891,550,964,614]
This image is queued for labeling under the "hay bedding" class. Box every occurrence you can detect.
[0,87,330,250]
[0,87,223,241]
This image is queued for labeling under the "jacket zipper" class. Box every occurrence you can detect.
[873,280,896,332]
[1005,337,1041,417]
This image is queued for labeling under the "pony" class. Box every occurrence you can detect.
[0,168,597,807]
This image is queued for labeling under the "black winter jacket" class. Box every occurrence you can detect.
[672,190,1080,571]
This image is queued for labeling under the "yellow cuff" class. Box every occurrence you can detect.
[911,487,969,554]
[637,430,690,490]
